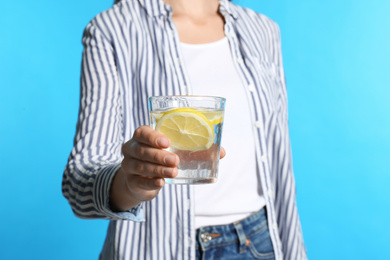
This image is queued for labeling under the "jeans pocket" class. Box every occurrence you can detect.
[247,222,275,260]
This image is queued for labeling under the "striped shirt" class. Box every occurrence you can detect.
[62,0,307,259]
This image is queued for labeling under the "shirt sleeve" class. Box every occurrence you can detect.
[61,19,144,221]
[272,23,308,259]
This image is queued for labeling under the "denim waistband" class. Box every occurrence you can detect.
[195,207,268,252]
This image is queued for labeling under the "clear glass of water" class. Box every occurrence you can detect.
[148,95,226,184]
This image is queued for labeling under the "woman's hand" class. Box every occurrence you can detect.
[109,126,180,211]
[109,125,226,212]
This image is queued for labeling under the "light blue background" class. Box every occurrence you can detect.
[1,0,389,259]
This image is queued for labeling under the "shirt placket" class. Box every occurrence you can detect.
[223,17,283,260]
[164,9,192,96]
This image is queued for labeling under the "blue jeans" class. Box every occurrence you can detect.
[195,208,275,260]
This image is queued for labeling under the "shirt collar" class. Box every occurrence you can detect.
[137,0,238,19]
[137,0,171,17]
[219,0,239,20]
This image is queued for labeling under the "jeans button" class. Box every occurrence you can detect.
[201,232,212,243]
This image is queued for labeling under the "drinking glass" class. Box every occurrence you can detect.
[149,95,225,184]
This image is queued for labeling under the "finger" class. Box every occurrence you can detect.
[124,142,180,167]
[132,126,170,149]
[122,158,178,178]
[128,175,165,194]
[220,147,226,159]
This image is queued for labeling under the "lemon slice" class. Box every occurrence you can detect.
[203,111,223,125]
[156,108,214,151]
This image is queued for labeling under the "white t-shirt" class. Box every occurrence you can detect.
[180,38,266,229]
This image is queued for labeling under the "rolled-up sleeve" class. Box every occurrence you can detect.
[61,19,143,221]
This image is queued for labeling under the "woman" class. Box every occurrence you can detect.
[62,0,307,259]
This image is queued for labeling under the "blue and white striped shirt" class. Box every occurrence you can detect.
[62,0,307,259]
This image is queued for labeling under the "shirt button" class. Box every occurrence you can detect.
[237,57,244,64]
[260,155,267,162]
[248,84,256,92]
[271,222,278,230]
[254,121,262,128]
[267,189,273,197]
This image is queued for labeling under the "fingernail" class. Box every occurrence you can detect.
[157,137,170,147]
[162,167,173,178]
[165,155,177,165]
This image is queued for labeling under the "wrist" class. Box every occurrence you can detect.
[109,168,141,212]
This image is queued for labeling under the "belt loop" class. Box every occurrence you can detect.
[233,222,247,253]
